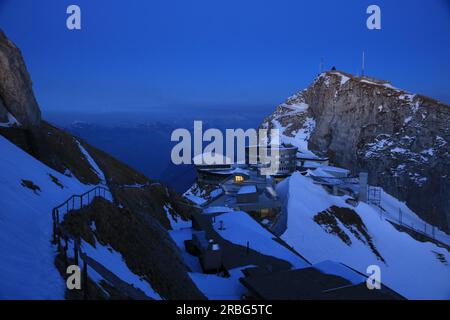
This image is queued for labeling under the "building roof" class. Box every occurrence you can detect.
[296,150,328,161]
[309,166,350,179]
[241,267,351,299]
[237,185,257,195]
[302,160,325,169]
[320,165,350,174]
[209,167,250,175]
[192,152,232,165]
[202,206,235,215]
[207,189,281,210]
[240,262,404,300]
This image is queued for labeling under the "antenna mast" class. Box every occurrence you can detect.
[362,51,365,77]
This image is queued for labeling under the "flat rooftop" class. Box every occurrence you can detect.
[237,185,257,195]
[207,190,281,210]
[240,266,405,300]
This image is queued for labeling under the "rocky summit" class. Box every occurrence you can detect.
[262,71,450,232]
[0,30,41,128]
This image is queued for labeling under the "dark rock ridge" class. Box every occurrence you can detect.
[0,29,41,128]
[0,30,204,299]
[262,71,450,232]
[63,198,205,300]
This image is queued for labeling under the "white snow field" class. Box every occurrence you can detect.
[279,172,450,299]
[0,136,112,299]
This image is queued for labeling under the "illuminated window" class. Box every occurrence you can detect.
[234,175,244,183]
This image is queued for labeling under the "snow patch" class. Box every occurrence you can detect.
[76,141,107,185]
[0,112,20,128]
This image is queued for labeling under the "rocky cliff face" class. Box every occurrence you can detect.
[262,71,450,232]
[0,30,41,128]
[0,30,204,299]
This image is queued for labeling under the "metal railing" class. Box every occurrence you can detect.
[370,204,450,249]
[52,186,110,245]
[51,186,152,300]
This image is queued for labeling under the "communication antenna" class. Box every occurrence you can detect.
[319,57,324,73]
[361,51,365,77]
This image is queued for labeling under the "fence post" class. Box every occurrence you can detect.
[73,239,79,266]
[52,210,57,243]
[54,209,62,252]
[82,258,88,300]
[57,228,62,253]
[63,236,68,268]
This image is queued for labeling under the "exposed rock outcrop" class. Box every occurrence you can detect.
[0,97,9,122]
[0,30,204,299]
[63,198,205,300]
[262,71,450,232]
[0,30,41,128]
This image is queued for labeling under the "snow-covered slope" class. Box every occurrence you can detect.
[279,172,450,299]
[0,135,105,299]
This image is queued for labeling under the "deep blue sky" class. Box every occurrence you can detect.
[0,0,449,114]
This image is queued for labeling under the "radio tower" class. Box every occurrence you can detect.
[361,51,365,77]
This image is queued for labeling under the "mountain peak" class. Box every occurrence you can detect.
[262,71,450,232]
[0,29,41,128]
